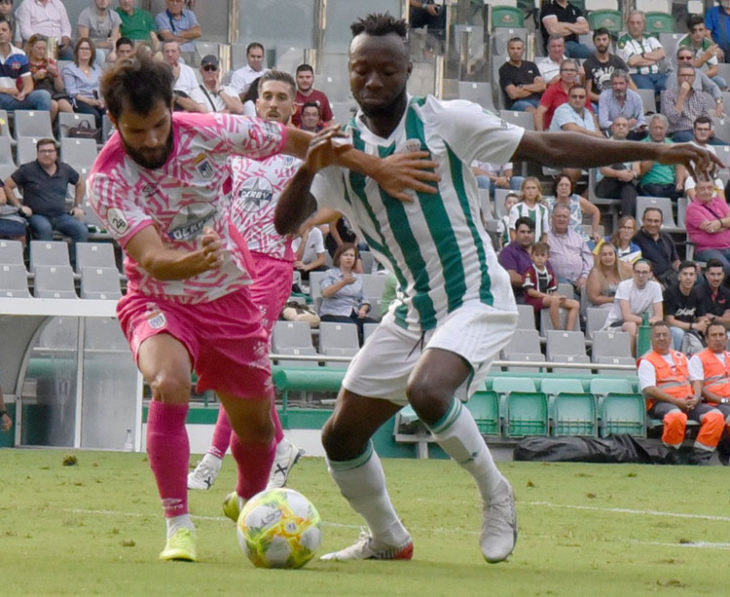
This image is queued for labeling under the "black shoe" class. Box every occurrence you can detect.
[689,449,714,466]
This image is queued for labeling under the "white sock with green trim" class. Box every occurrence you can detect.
[427,397,506,502]
[327,442,410,547]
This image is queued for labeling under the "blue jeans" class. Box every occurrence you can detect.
[509,98,539,111]
[29,213,88,264]
[565,40,593,59]
[476,176,525,195]
[0,89,52,112]
[631,73,667,93]
[695,248,730,275]
[670,326,685,351]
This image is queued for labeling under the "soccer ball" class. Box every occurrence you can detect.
[236,488,322,569]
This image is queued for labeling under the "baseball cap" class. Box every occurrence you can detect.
[200,55,219,68]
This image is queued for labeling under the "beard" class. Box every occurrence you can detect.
[121,130,173,170]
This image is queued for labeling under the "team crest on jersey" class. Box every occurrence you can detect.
[167,202,215,241]
[404,138,422,153]
[141,183,156,196]
[106,208,129,235]
[237,177,273,211]
[193,153,215,179]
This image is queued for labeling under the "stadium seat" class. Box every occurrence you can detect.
[546,330,586,361]
[359,251,375,274]
[492,376,537,394]
[0,109,15,145]
[0,136,15,166]
[0,239,25,267]
[635,196,681,232]
[467,390,501,435]
[539,308,581,334]
[360,273,387,301]
[590,377,634,397]
[491,56,507,111]
[12,110,53,140]
[498,109,535,131]
[490,27,527,56]
[0,263,30,297]
[504,391,549,437]
[30,240,70,270]
[57,112,96,139]
[33,264,77,298]
[308,270,328,311]
[393,404,434,458]
[501,328,545,372]
[75,242,117,273]
[16,136,42,165]
[634,0,671,12]
[551,393,597,437]
[594,355,637,376]
[635,88,656,114]
[591,330,632,362]
[516,304,537,330]
[330,101,357,124]
[363,321,378,342]
[677,195,689,230]
[491,6,523,29]
[585,306,611,339]
[540,377,585,397]
[318,321,359,368]
[79,266,122,299]
[457,81,496,112]
[587,10,622,35]
[687,0,703,14]
[598,392,646,437]
[644,12,674,35]
[271,320,318,367]
[60,138,99,171]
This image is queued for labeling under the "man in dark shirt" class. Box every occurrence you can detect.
[540,0,591,59]
[632,207,679,288]
[498,216,535,303]
[698,259,730,328]
[3,138,88,253]
[583,28,635,106]
[664,260,710,351]
[499,37,545,112]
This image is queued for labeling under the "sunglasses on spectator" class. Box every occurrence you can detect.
[677,55,693,61]
[570,94,586,99]
[203,65,218,72]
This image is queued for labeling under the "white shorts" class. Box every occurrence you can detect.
[342,300,518,404]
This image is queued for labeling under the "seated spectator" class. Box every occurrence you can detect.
[77,0,121,65]
[664,260,710,352]
[0,17,52,114]
[0,0,17,44]
[509,177,548,243]
[62,38,106,127]
[633,206,680,288]
[539,0,590,59]
[15,0,73,60]
[680,15,727,91]
[549,83,602,137]
[499,36,545,113]
[617,10,667,95]
[116,0,158,50]
[685,116,728,201]
[593,215,642,265]
[697,259,730,329]
[668,47,725,119]
[602,258,663,355]
[535,58,590,131]
[498,215,535,303]
[537,35,567,85]
[594,117,640,217]
[292,64,332,127]
[689,320,730,465]
[634,114,687,201]
[586,241,630,309]
[291,223,327,282]
[319,243,377,346]
[408,0,445,55]
[583,28,636,107]
[661,64,713,144]
[298,101,323,132]
[160,39,200,112]
[472,160,524,197]
[0,180,27,242]
[705,1,730,65]
[686,179,730,275]
[496,192,519,249]
[638,321,724,464]
[597,70,647,139]
[524,241,580,330]
[189,54,242,114]
[231,42,268,97]
[0,378,11,432]
[546,203,593,292]
[3,138,87,259]
[25,33,72,122]
[113,36,135,65]
[155,0,200,55]
[545,174,601,244]
[324,214,359,259]
[241,75,260,117]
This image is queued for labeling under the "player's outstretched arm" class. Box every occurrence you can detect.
[514,131,723,181]
[125,226,225,280]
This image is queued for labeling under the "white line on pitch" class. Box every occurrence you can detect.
[526,501,730,523]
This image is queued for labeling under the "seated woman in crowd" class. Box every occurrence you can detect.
[593,215,642,265]
[62,38,106,128]
[0,182,27,244]
[26,34,73,123]
[319,243,377,346]
[509,176,548,243]
[546,174,601,244]
[586,241,630,309]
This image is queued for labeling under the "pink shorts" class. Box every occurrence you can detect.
[117,287,273,399]
[249,252,294,336]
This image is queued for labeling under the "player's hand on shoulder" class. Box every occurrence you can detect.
[305,124,352,173]
[377,151,441,202]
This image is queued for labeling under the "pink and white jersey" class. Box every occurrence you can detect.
[87,112,287,304]
[228,153,302,262]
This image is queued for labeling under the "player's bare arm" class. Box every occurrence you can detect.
[124,225,225,280]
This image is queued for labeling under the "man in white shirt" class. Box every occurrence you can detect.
[549,83,602,137]
[537,35,567,85]
[230,41,269,98]
[292,224,327,281]
[189,54,242,114]
[15,0,73,59]
[162,39,200,112]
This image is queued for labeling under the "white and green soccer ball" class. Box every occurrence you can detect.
[236,488,322,569]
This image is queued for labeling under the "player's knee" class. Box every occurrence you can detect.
[406,379,451,426]
[321,418,363,460]
[149,371,191,403]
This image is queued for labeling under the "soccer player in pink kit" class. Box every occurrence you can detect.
[87,58,439,562]
[188,71,306,494]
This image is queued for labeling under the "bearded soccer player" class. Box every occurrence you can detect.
[87,57,438,562]
[274,13,720,564]
[187,70,306,496]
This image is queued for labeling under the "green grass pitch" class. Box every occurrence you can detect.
[3,449,729,596]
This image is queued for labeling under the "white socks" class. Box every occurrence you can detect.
[166,514,194,538]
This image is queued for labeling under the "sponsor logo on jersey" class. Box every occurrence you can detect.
[167,202,216,241]
[237,177,273,211]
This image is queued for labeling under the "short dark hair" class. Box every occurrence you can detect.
[246,42,264,55]
[116,36,133,50]
[351,12,408,39]
[678,260,696,273]
[686,14,704,30]
[507,37,524,46]
[36,138,57,152]
[101,58,174,122]
[633,258,653,271]
[592,27,610,40]
[296,63,314,74]
[514,216,535,232]
[706,321,726,336]
[258,69,296,98]
[694,115,713,129]
[302,101,321,114]
[642,206,663,221]
[705,258,725,272]
[0,16,9,30]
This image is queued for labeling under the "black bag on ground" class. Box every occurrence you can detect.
[513,434,673,464]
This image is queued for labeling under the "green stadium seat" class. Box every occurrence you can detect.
[491,6,524,29]
[504,391,548,437]
[541,378,585,397]
[589,377,634,397]
[587,10,622,35]
[598,393,646,438]
[467,391,500,436]
[644,12,674,35]
[492,377,537,394]
[551,393,597,437]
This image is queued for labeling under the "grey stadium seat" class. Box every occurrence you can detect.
[79,266,122,299]
[33,265,77,298]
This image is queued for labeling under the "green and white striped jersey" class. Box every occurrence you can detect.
[311,95,524,332]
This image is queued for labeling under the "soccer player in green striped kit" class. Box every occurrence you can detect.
[275,13,720,564]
